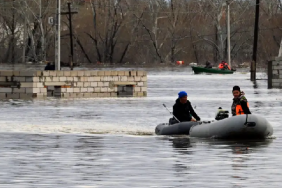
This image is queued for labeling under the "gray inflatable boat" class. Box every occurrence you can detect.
[155,121,199,135]
[155,114,273,139]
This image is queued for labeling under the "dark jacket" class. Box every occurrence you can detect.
[231,95,251,116]
[204,61,212,68]
[173,98,200,122]
[45,63,55,70]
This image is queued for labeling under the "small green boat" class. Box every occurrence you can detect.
[192,66,234,74]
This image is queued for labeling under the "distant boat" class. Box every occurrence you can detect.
[192,66,234,74]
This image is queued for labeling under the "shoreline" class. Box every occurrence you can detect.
[0,62,267,72]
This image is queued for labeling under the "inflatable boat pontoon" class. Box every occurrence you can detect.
[155,114,273,139]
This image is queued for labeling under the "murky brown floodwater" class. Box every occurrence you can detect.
[0,65,281,187]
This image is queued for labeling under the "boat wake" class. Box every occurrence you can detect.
[0,122,155,136]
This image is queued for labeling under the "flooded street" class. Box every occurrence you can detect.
[0,67,281,187]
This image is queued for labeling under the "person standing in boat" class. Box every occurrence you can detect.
[231,86,251,116]
[172,91,201,123]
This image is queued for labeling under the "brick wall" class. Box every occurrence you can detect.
[0,70,147,99]
[268,57,282,89]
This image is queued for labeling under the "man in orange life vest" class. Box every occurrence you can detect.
[218,61,231,70]
[231,86,251,116]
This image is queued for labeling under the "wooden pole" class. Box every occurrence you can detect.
[68,2,74,70]
[62,3,78,70]
[227,1,231,67]
[55,0,61,70]
[251,0,260,81]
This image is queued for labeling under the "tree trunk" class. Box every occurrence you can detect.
[278,39,282,57]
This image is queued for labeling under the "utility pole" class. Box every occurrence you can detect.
[227,0,231,68]
[22,2,27,64]
[251,0,260,81]
[11,0,15,64]
[68,2,74,70]
[39,0,45,62]
[55,0,61,70]
[61,2,78,70]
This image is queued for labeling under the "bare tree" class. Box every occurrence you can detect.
[0,0,282,66]
[165,0,203,63]
[136,0,170,63]
[85,0,130,63]
[19,0,55,63]
[0,0,22,63]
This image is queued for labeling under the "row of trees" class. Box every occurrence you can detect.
[0,0,282,66]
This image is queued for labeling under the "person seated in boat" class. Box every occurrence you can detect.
[218,61,231,70]
[44,62,55,70]
[223,63,231,70]
[204,61,212,68]
[172,91,201,123]
[231,86,251,116]
[218,61,224,69]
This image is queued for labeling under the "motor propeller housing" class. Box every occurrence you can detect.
[215,107,229,120]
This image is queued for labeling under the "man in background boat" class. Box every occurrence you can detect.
[44,62,55,70]
[204,61,213,68]
[231,86,251,116]
[218,61,231,70]
[172,91,201,123]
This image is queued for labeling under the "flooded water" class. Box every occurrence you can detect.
[0,66,281,187]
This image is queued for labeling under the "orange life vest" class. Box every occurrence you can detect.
[236,102,249,115]
[218,63,224,69]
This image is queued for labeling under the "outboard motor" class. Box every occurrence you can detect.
[215,107,229,120]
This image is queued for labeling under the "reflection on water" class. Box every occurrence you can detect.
[253,81,258,89]
[155,136,278,188]
[0,133,279,187]
[170,137,192,149]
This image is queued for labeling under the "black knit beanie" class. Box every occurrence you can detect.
[232,85,240,92]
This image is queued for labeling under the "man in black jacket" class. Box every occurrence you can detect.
[173,91,201,122]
